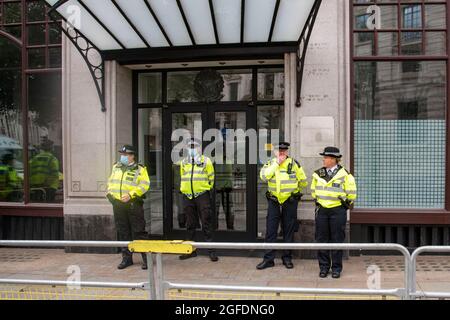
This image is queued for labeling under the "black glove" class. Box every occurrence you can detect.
[106,193,115,204]
[338,196,351,209]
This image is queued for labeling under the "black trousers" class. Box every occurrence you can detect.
[215,188,234,230]
[183,192,215,252]
[263,198,298,262]
[112,199,148,259]
[315,205,347,273]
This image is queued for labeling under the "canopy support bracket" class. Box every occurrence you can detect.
[296,0,322,107]
[48,3,106,112]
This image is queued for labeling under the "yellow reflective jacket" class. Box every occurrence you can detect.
[0,164,21,199]
[311,166,357,208]
[107,162,150,200]
[29,151,59,189]
[260,157,308,204]
[180,155,214,199]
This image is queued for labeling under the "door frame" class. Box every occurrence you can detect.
[132,65,285,241]
[162,104,257,242]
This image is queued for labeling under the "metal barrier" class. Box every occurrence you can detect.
[168,242,410,300]
[410,246,450,300]
[0,279,148,300]
[0,240,411,300]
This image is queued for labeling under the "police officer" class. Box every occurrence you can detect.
[107,145,150,270]
[0,153,22,202]
[312,147,357,279]
[178,138,218,262]
[257,142,308,270]
[29,137,59,202]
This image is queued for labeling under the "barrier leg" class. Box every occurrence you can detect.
[146,253,157,300]
[156,253,165,300]
[410,256,417,300]
[404,255,411,300]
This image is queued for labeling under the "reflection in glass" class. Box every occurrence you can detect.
[167,69,252,103]
[138,108,163,235]
[257,68,284,100]
[257,105,284,238]
[354,61,446,209]
[28,73,63,203]
[171,113,202,230]
[27,0,46,22]
[138,73,162,104]
[353,32,375,57]
[28,48,45,69]
[214,111,247,232]
[0,37,23,202]
[4,2,21,24]
[27,24,46,46]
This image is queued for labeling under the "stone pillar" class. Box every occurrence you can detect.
[287,0,351,259]
[62,33,132,253]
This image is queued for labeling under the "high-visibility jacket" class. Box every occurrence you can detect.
[0,164,21,199]
[179,155,214,199]
[107,162,150,200]
[311,166,357,209]
[29,151,59,189]
[260,157,308,204]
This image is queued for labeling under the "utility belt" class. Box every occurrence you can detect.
[107,194,144,206]
[183,190,209,200]
[266,191,303,204]
[314,196,351,210]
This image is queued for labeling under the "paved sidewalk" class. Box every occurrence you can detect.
[0,248,449,299]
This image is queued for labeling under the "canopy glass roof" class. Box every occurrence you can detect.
[46,0,318,51]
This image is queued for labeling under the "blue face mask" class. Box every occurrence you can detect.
[188,148,197,158]
[120,155,129,166]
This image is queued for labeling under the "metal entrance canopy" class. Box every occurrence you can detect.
[45,0,322,111]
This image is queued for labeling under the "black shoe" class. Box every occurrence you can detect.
[141,254,148,270]
[256,260,275,270]
[319,270,329,278]
[209,252,219,262]
[117,259,133,270]
[332,272,341,279]
[282,260,294,269]
[179,251,197,260]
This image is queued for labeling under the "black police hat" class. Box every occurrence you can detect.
[186,138,201,148]
[319,146,342,158]
[275,142,290,150]
[118,145,136,154]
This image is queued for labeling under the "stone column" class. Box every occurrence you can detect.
[62,33,132,253]
[287,0,351,258]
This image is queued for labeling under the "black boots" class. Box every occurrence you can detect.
[256,260,275,270]
[117,253,147,270]
[117,256,133,270]
[209,251,219,262]
[179,251,219,262]
[179,251,197,260]
[141,253,148,270]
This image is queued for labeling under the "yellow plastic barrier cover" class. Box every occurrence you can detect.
[128,240,194,254]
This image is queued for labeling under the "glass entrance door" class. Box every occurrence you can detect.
[163,106,255,241]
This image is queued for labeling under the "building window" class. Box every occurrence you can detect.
[0,0,63,205]
[402,5,422,29]
[352,1,448,209]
